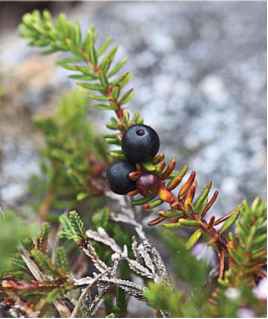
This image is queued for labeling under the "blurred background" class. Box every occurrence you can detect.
[0,1,266,215]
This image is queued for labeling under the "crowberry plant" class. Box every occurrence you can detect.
[0,10,266,318]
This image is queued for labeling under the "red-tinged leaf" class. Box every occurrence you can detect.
[215,209,240,234]
[153,152,165,164]
[183,183,196,210]
[160,159,176,179]
[178,171,196,198]
[127,189,139,196]
[148,216,166,226]
[167,165,188,190]
[158,187,175,203]
[200,191,219,218]
[128,171,142,181]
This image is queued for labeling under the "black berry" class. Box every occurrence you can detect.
[122,125,160,163]
[106,160,136,194]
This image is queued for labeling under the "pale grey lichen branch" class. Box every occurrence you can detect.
[71,192,169,315]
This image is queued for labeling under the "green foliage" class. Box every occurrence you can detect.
[54,247,70,273]
[0,222,75,316]
[20,10,133,110]
[206,284,266,318]
[144,282,183,317]
[185,229,202,250]
[0,210,39,275]
[46,288,65,304]
[19,10,144,162]
[144,281,206,317]
[225,198,267,286]
[59,210,85,243]
[192,181,212,213]
[29,88,107,216]
[160,229,209,288]
[92,207,110,229]
[219,207,240,234]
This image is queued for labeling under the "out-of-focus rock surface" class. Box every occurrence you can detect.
[0,2,266,215]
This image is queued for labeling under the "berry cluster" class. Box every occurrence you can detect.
[106,124,160,195]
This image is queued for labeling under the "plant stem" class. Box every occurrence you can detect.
[38,188,54,222]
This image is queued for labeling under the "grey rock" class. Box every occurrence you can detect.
[0,2,266,216]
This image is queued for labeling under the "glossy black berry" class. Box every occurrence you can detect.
[106,160,136,194]
[122,125,160,163]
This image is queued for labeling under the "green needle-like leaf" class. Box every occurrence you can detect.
[185,229,202,250]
